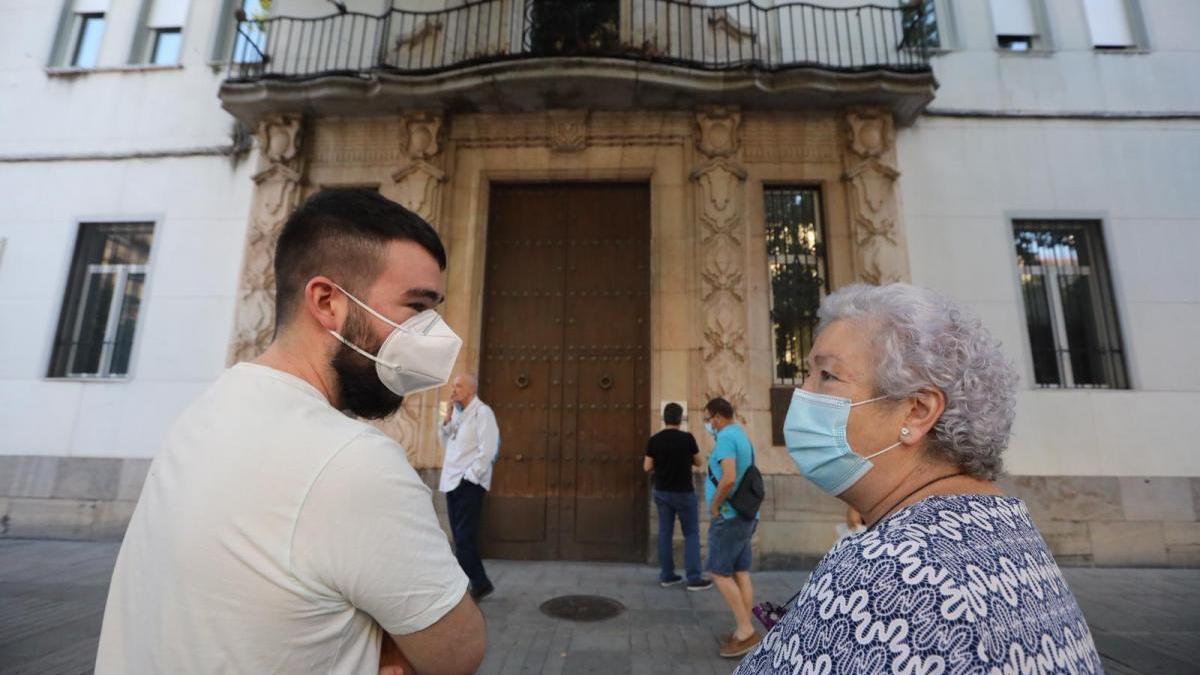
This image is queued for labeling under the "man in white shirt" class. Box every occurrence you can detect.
[438,374,499,599]
[95,189,485,675]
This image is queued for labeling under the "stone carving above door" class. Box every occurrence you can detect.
[547,109,589,152]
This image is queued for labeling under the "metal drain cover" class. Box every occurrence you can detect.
[539,595,626,622]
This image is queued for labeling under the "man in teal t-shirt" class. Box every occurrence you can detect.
[702,397,761,659]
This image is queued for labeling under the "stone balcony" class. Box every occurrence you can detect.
[218,0,938,125]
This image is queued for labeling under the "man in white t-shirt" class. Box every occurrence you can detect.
[95,189,485,675]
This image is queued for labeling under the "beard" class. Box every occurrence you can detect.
[331,304,405,420]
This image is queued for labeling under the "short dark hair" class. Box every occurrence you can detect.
[704,397,734,420]
[662,402,683,426]
[273,188,447,330]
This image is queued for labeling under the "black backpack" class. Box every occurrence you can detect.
[708,444,766,520]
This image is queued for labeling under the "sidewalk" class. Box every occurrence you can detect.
[1,539,1197,674]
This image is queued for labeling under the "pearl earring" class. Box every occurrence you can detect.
[900,427,911,437]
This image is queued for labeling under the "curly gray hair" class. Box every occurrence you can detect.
[816,283,1018,480]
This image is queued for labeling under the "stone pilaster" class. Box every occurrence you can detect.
[227,114,306,365]
[692,107,749,414]
[842,107,911,284]
[377,111,449,467]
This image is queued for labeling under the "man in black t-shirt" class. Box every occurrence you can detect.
[643,403,712,591]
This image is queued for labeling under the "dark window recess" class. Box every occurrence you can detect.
[1013,220,1128,389]
[997,34,1033,51]
[48,223,154,379]
[527,0,620,55]
[900,0,939,49]
[765,187,828,443]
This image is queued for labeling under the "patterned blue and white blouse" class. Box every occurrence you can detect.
[735,494,1103,675]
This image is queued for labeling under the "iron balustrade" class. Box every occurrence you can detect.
[227,0,933,81]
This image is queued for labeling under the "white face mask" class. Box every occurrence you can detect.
[328,284,462,397]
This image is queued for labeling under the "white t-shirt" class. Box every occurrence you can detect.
[95,363,469,675]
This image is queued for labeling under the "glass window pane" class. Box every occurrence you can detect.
[72,14,105,68]
[109,273,146,376]
[70,272,116,375]
[50,222,154,378]
[1018,271,1060,385]
[765,188,826,385]
[96,224,154,266]
[1013,220,1127,389]
[900,1,939,49]
[151,28,182,65]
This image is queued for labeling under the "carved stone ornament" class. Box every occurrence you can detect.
[257,115,302,164]
[842,107,910,284]
[377,111,450,459]
[391,160,447,224]
[693,107,749,413]
[846,108,893,160]
[695,108,741,159]
[547,109,589,152]
[402,112,442,160]
[228,114,306,365]
[387,111,447,227]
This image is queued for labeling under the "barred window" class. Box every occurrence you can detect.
[1013,220,1128,389]
[48,223,154,379]
[766,187,827,443]
[766,187,827,385]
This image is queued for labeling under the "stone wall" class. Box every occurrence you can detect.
[6,455,1195,568]
[649,473,1200,570]
[0,456,148,541]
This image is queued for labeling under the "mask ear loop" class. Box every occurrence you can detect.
[851,395,905,460]
[331,283,406,331]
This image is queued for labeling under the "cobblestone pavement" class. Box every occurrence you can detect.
[1,539,1197,674]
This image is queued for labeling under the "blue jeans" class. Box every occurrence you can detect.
[653,489,702,583]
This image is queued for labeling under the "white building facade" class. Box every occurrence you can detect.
[0,0,1196,566]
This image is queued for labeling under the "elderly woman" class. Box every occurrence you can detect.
[736,283,1102,674]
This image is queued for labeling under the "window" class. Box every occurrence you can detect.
[1083,0,1140,49]
[1013,220,1128,389]
[134,0,188,64]
[150,28,182,64]
[48,223,154,379]
[71,12,106,67]
[900,0,940,50]
[765,188,827,443]
[989,0,1044,51]
[50,0,110,67]
[213,0,269,63]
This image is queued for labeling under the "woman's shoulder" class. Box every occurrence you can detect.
[801,494,1054,593]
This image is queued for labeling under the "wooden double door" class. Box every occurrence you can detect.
[479,183,650,561]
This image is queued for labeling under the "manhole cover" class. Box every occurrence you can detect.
[539,594,626,622]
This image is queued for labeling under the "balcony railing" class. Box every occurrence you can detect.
[227,0,932,82]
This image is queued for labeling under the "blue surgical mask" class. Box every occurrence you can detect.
[783,389,901,496]
[704,422,716,437]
